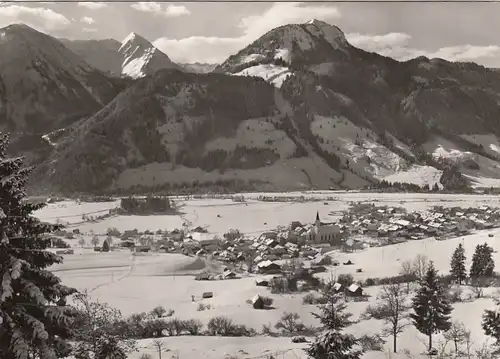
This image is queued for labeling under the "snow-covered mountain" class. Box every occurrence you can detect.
[118,32,182,79]
[215,19,355,88]
[62,32,182,79]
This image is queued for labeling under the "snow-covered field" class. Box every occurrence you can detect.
[35,192,500,235]
[37,192,500,359]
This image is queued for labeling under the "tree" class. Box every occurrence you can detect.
[399,260,417,293]
[378,282,411,353]
[71,291,136,359]
[470,243,495,279]
[79,237,86,248]
[444,321,470,354]
[413,254,429,281]
[102,240,110,253]
[410,262,453,352]
[91,235,100,247]
[0,134,78,359]
[482,298,500,350]
[151,339,168,359]
[306,286,361,359]
[450,243,467,284]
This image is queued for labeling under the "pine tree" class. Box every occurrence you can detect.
[410,262,453,352]
[0,134,77,359]
[450,243,467,284]
[482,298,500,349]
[306,287,361,359]
[470,243,495,279]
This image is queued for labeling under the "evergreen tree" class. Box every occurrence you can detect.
[0,134,77,359]
[102,240,110,253]
[470,243,495,279]
[450,243,467,284]
[410,262,453,352]
[306,286,361,359]
[482,298,500,349]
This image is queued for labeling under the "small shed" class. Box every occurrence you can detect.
[347,283,363,297]
[202,292,213,299]
[332,282,343,293]
[255,279,269,287]
[251,294,264,309]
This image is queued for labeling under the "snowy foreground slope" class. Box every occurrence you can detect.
[38,192,500,359]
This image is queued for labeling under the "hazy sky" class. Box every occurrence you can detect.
[0,1,499,66]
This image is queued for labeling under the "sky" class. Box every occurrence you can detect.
[0,1,499,66]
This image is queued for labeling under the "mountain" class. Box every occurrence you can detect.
[62,32,182,79]
[0,24,126,163]
[59,38,122,75]
[20,20,500,194]
[118,32,182,79]
[180,62,218,74]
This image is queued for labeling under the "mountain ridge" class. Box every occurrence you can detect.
[1,22,499,194]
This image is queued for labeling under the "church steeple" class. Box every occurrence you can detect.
[316,211,320,222]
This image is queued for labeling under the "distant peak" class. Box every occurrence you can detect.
[2,23,36,32]
[121,32,150,45]
[306,19,328,26]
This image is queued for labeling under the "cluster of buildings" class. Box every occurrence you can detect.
[342,203,500,243]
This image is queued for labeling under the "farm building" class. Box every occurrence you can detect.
[347,283,363,297]
[256,260,281,274]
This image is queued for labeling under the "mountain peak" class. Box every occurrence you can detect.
[119,32,151,50]
[302,19,347,48]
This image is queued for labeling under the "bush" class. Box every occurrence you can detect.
[261,296,274,307]
[164,318,185,336]
[274,312,305,335]
[360,305,393,320]
[358,334,385,351]
[197,303,211,311]
[207,316,254,337]
[302,293,328,305]
[337,274,354,287]
[184,319,204,335]
[261,323,275,336]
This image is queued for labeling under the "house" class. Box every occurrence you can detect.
[347,284,363,297]
[307,212,341,243]
[255,279,269,287]
[222,270,237,279]
[332,282,343,293]
[257,260,281,274]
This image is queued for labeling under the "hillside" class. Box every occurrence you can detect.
[0,24,127,164]
[5,21,500,194]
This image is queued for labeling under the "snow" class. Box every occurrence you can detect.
[121,47,155,79]
[37,194,500,358]
[232,64,291,88]
[274,48,291,62]
[383,165,443,188]
[241,53,265,63]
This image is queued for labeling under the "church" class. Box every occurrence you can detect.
[307,211,341,243]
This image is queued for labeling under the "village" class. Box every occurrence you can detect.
[48,201,500,298]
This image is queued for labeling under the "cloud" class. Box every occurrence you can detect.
[154,2,341,63]
[130,2,191,17]
[0,4,70,31]
[80,16,95,25]
[77,2,108,10]
[348,32,500,63]
[82,27,97,33]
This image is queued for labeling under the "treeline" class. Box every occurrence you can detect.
[119,196,177,215]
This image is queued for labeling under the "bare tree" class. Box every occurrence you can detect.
[399,260,416,293]
[378,282,411,353]
[413,254,429,281]
[152,339,168,359]
[444,321,470,354]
